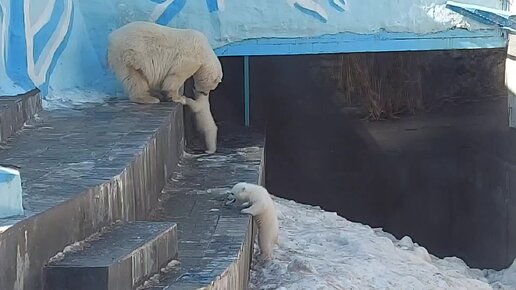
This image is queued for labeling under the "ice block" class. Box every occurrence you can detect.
[0,166,24,218]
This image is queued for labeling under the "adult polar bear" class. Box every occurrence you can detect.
[107,21,223,153]
[107,21,223,104]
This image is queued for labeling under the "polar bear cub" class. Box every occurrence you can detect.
[107,21,223,104]
[180,89,218,154]
[229,182,279,260]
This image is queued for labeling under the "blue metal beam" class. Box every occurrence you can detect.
[244,56,250,127]
[215,30,506,57]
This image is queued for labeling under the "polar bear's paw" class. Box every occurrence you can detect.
[241,208,252,215]
[149,89,170,102]
[259,251,274,261]
[168,95,187,105]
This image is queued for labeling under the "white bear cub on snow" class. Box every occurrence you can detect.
[107,21,223,104]
[229,182,279,260]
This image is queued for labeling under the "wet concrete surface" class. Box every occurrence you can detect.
[148,123,263,289]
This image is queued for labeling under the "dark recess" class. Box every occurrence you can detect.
[209,48,513,269]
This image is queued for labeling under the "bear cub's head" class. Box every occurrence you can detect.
[227,182,255,203]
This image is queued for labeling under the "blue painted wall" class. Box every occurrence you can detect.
[0,0,507,104]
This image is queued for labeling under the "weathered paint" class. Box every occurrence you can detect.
[446,1,516,31]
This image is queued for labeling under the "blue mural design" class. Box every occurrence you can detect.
[206,0,222,13]
[150,0,224,25]
[153,0,187,25]
[0,0,506,104]
[294,2,329,23]
[149,0,345,24]
[4,0,74,95]
[292,0,347,23]
[6,0,33,91]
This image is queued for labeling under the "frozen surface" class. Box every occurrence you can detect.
[0,166,24,218]
[250,197,516,290]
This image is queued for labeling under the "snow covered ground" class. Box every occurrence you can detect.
[249,197,516,290]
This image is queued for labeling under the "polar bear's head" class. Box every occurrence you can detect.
[193,56,223,94]
[228,182,254,202]
[228,182,267,203]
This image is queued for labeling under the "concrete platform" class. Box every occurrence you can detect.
[0,99,184,290]
[0,87,264,290]
[44,221,178,290]
[147,125,264,290]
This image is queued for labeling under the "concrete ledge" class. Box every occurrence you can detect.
[0,101,184,290]
[44,222,178,290]
[199,217,255,290]
[0,90,42,143]
[148,124,264,290]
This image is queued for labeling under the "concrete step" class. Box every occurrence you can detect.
[0,101,183,289]
[0,90,41,143]
[43,221,178,290]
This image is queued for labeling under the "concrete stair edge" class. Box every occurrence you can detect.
[0,89,42,143]
[43,221,179,290]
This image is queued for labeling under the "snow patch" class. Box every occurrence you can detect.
[250,197,516,290]
[47,222,118,264]
[136,259,180,289]
[48,241,89,264]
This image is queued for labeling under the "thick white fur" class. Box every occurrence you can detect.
[181,89,218,154]
[229,182,279,260]
[107,21,223,104]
